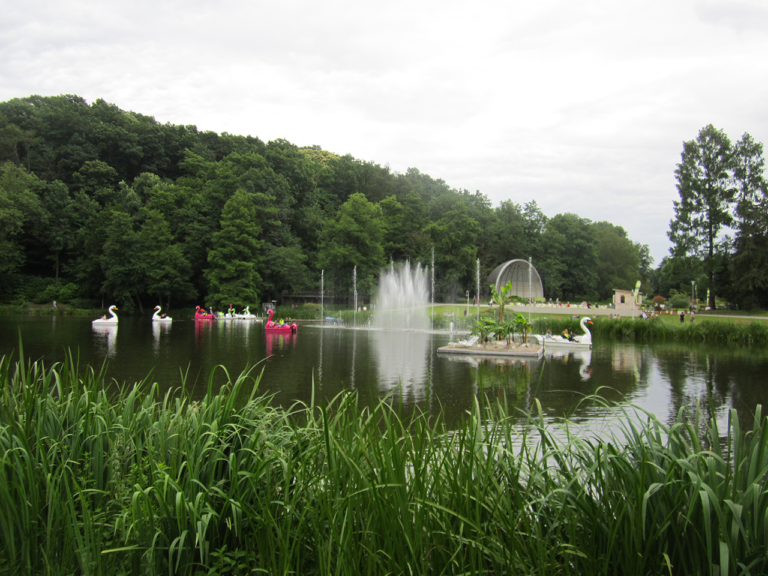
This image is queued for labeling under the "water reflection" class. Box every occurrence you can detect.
[266,332,297,357]
[92,325,117,358]
[4,316,768,431]
[545,348,592,381]
[372,331,430,399]
[152,322,172,356]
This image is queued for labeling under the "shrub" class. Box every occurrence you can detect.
[669,294,690,310]
[42,282,80,303]
[651,295,666,306]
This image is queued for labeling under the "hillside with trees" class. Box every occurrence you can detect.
[0,94,654,311]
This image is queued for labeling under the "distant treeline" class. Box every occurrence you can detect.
[0,94,652,312]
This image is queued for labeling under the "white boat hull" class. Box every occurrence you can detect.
[544,339,591,350]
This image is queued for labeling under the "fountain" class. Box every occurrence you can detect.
[374,261,430,331]
[431,246,435,330]
[476,258,480,320]
[353,265,358,327]
[372,260,431,392]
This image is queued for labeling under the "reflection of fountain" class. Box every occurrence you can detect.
[374,261,429,331]
[353,265,358,327]
[92,325,117,358]
[373,331,430,396]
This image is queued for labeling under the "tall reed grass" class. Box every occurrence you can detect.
[534,316,768,345]
[2,348,768,575]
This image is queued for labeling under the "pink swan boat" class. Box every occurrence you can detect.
[265,309,297,333]
[194,306,215,320]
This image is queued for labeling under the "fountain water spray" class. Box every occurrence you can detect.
[353,265,358,327]
[431,246,435,331]
[320,269,324,322]
[374,261,429,331]
[476,258,480,321]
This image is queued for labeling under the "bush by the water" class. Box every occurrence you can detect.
[2,351,768,575]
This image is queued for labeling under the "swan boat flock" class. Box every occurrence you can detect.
[93,305,284,329]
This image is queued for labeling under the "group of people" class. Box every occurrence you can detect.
[544,328,576,342]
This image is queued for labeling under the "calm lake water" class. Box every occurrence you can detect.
[2,315,768,430]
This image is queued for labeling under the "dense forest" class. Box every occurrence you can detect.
[3,94,749,312]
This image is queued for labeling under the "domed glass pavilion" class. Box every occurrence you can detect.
[487,259,544,299]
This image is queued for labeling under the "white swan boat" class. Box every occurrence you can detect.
[234,306,262,321]
[152,305,172,323]
[92,305,118,325]
[543,317,594,349]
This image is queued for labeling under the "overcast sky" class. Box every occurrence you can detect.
[2,0,767,264]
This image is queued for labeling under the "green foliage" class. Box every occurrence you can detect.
[205,189,263,309]
[546,213,599,299]
[472,316,497,343]
[318,193,384,300]
[427,201,480,299]
[593,222,641,300]
[3,351,768,574]
[489,280,513,322]
[667,125,767,309]
[0,94,668,309]
[669,293,691,310]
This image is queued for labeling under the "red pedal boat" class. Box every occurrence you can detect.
[194,306,215,320]
[265,309,297,333]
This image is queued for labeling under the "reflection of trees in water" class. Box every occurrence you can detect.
[534,343,652,420]
[652,342,768,431]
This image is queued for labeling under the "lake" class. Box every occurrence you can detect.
[2,315,767,429]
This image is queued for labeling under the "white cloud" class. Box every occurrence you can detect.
[1,0,767,264]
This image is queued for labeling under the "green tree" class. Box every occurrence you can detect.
[138,210,197,308]
[39,181,73,279]
[546,213,598,300]
[593,222,641,300]
[101,210,144,312]
[318,193,385,301]
[426,202,480,300]
[204,189,263,309]
[668,125,735,309]
[0,163,46,293]
[731,133,768,308]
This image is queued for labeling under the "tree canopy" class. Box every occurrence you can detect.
[0,94,654,310]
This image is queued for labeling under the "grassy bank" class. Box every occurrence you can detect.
[0,304,100,316]
[2,351,768,575]
[533,316,768,345]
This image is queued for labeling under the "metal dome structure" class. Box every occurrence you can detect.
[487,259,544,299]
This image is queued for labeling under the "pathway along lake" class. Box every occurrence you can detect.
[2,315,768,429]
